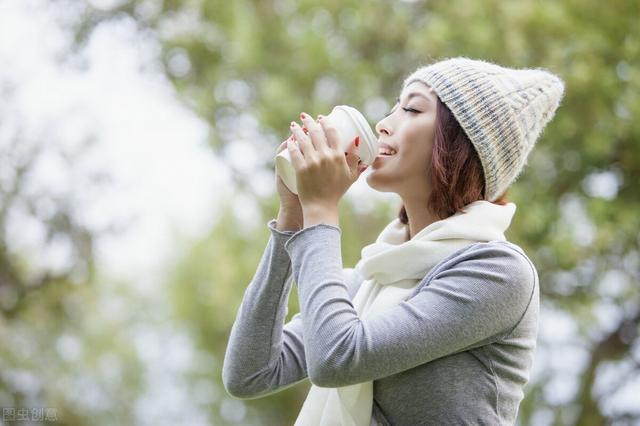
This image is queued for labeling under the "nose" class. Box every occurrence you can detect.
[375,117,391,136]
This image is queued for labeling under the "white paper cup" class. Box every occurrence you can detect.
[275,105,379,194]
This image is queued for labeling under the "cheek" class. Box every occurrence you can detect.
[406,148,432,173]
[405,117,435,142]
[403,123,435,164]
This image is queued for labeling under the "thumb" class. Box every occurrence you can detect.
[345,136,360,173]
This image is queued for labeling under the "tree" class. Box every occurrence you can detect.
[6,0,639,423]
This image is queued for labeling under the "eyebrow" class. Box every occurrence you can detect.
[396,92,432,104]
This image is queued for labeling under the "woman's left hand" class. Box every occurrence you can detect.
[287,112,368,211]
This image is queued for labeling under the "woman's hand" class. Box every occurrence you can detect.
[275,136,302,210]
[287,112,368,214]
[275,136,303,231]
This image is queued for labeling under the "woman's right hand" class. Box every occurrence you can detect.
[275,136,301,208]
[275,136,303,230]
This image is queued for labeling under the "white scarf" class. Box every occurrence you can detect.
[294,200,517,426]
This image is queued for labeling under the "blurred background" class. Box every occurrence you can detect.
[0,0,638,424]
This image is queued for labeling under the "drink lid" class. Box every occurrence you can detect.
[332,105,379,163]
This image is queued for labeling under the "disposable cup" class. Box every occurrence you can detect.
[275,105,379,195]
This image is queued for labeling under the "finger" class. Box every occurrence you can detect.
[347,136,360,165]
[318,117,342,152]
[344,136,360,173]
[286,138,305,171]
[300,112,330,153]
[290,121,317,160]
[277,135,294,154]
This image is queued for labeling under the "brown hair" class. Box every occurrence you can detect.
[398,97,509,224]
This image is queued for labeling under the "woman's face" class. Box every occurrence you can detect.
[366,81,439,199]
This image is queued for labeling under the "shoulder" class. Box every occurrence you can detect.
[481,240,538,285]
[424,240,538,306]
[434,240,537,281]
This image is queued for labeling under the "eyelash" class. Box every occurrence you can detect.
[384,107,420,117]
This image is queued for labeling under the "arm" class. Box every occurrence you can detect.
[283,224,537,388]
[221,219,364,399]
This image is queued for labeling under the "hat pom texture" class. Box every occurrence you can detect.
[403,57,565,202]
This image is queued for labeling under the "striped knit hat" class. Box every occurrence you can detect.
[403,57,565,202]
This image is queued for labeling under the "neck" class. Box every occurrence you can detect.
[402,197,441,240]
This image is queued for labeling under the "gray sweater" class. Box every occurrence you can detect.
[222,218,539,425]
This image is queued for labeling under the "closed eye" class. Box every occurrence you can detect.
[384,106,421,117]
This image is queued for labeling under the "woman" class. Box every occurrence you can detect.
[222,57,564,425]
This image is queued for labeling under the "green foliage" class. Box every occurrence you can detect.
[3,0,639,424]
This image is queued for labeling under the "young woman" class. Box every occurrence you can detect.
[222,57,564,425]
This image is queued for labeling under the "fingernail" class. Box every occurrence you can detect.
[290,121,296,127]
[355,136,360,147]
[300,112,307,119]
[317,114,324,120]
[302,126,309,134]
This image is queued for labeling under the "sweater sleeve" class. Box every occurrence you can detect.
[222,218,365,399]
[283,223,536,388]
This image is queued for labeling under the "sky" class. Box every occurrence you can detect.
[0,1,235,422]
[0,0,230,292]
[0,1,388,422]
[0,0,394,292]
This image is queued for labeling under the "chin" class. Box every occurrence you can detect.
[365,171,395,193]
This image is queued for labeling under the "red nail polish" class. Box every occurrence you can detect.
[355,136,360,147]
[303,127,309,134]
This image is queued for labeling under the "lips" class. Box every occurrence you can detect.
[372,141,397,168]
[375,154,394,161]
[372,152,395,168]
[378,141,397,153]
[377,149,397,157]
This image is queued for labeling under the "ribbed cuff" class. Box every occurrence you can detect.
[283,222,342,257]
[267,217,299,235]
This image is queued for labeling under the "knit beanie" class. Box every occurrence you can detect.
[402,57,565,202]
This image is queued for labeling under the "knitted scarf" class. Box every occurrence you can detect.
[293,200,517,426]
